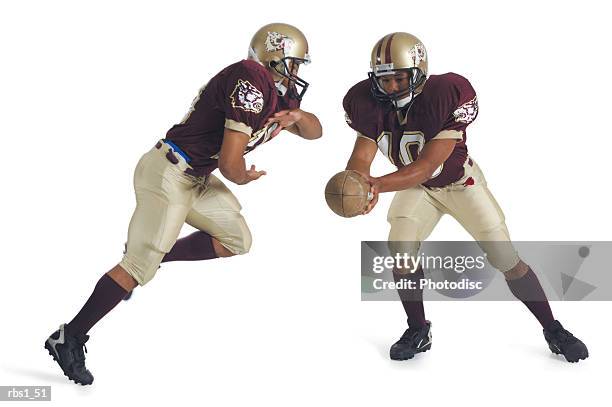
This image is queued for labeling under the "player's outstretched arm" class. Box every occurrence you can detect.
[346,136,377,176]
[266,109,322,139]
[218,128,267,185]
[373,138,456,193]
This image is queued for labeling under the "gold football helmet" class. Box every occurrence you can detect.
[368,32,428,109]
[248,23,311,100]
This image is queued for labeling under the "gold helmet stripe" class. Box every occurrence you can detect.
[378,35,391,66]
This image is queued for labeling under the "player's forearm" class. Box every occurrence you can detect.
[219,158,250,185]
[292,110,322,139]
[374,160,435,193]
[346,158,372,176]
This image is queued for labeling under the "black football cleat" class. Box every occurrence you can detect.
[543,320,588,363]
[390,320,432,360]
[44,324,94,385]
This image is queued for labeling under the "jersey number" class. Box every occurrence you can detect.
[377,131,443,178]
[210,122,278,160]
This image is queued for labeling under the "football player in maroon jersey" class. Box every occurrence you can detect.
[344,32,587,363]
[45,23,322,385]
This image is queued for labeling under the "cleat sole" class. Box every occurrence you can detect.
[548,344,589,363]
[390,344,431,361]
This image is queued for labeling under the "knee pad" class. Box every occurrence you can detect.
[388,217,422,242]
[119,247,164,286]
[217,218,252,255]
[235,228,252,255]
[477,238,520,273]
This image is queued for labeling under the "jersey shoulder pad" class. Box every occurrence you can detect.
[220,60,279,135]
[419,73,478,128]
[343,79,381,140]
[227,60,276,96]
[224,60,277,114]
[421,73,476,108]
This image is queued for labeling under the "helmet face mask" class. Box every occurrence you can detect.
[369,67,426,110]
[248,23,311,101]
[368,32,428,111]
[270,56,310,100]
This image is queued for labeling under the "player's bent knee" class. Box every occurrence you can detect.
[119,250,164,286]
[234,231,252,255]
[388,217,421,243]
[478,240,521,273]
[471,223,520,273]
[216,223,252,256]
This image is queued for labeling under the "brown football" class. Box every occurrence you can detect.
[325,170,372,218]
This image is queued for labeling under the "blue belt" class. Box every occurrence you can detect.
[163,139,192,163]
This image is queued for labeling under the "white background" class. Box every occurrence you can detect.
[1,0,610,405]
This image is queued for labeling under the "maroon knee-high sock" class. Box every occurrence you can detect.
[393,266,427,329]
[162,231,218,263]
[506,267,554,329]
[65,274,128,336]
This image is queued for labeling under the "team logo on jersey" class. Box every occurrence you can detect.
[453,96,478,124]
[265,31,295,54]
[230,79,264,114]
[409,43,427,65]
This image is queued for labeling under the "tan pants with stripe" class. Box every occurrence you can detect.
[119,142,251,285]
[387,159,520,272]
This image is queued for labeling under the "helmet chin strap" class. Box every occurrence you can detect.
[275,80,288,96]
[394,92,414,109]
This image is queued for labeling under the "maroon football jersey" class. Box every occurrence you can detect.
[166,59,301,176]
[343,73,478,188]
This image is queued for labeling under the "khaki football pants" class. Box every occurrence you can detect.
[119,141,252,285]
[387,159,520,272]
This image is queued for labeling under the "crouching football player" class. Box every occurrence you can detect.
[343,32,587,363]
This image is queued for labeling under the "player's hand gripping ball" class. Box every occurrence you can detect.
[325,170,373,217]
